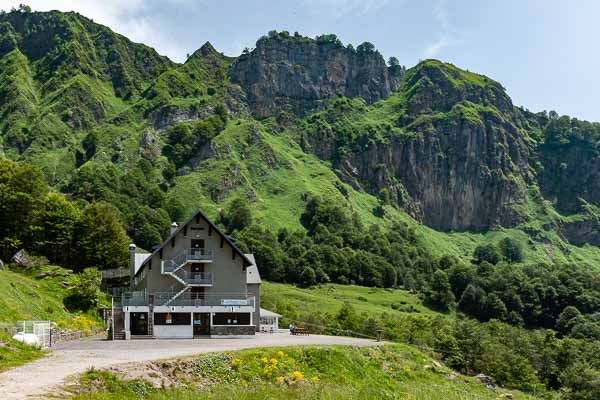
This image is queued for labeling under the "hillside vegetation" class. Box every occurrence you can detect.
[66,345,535,400]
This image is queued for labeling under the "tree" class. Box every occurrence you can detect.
[136,223,162,250]
[299,266,317,287]
[0,159,47,259]
[226,198,252,232]
[74,202,129,271]
[357,42,375,53]
[32,193,80,266]
[499,237,523,263]
[556,306,583,335]
[64,268,102,311]
[426,270,456,311]
[458,284,486,317]
[388,56,400,67]
[166,198,186,222]
[473,243,501,265]
[483,293,508,321]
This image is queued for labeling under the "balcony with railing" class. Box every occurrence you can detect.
[154,293,255,309]
[117,291,255,310]
[162,248,214,275]
[173,270,213,286]
[120,291,148,307]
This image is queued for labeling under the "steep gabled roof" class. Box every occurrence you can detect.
[134,209,253,277]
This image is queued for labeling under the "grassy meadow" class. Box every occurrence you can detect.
[67,345,535,400]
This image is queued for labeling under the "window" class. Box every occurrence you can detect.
[213,313,251,325]
[154,313,190,325]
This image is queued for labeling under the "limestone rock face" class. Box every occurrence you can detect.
[230,35,404,117]
[337,114,531,231]
[300,60,532,231]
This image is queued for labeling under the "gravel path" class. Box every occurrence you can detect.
[0,333,380,399]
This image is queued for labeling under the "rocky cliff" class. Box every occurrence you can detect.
[229,32,404,117]
[298,60,533,231]
[3,11,600,244]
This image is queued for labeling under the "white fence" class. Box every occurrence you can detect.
[0,321,51,348]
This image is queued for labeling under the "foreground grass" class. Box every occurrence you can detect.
[0,333,44,372]
[67,345,535,400]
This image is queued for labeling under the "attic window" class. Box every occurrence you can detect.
[208,226,212,236]
[220,237,224,248]
[184,226,187,236]
[171,237,175,247]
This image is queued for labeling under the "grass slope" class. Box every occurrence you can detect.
[66,345,535,400]
[0,265,105,325]
[0,332,44,372]
[261,282,437,321]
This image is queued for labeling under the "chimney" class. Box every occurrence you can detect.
[129,243,136,288]
[170,222,178,235]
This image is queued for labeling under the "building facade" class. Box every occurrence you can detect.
[112,210,261,339]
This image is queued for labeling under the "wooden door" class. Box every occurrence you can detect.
[193,313,210,336]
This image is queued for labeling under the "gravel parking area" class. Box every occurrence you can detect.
[0,332,380,399]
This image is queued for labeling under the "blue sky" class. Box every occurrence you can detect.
[2,0,599,121]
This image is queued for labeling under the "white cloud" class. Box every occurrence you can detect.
[0,0,187,61]
[301,0,390,18]
[421,0,456,59]
[423,36,449,59]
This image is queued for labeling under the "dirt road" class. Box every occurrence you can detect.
[0,333,380,399]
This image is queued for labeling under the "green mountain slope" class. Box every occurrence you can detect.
[1,9,600,265]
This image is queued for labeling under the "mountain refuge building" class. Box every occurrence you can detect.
[111,209,262,339]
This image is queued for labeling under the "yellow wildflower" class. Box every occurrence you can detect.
[260,357,269,363]
[277,351,285,358]
[270,358,278,365]
[232,358,242,367]
[291,371,304,381]
[310,376,320,383]
[275,376,285,384]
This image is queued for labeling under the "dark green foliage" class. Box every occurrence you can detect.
[499,236,523,263]
[0,158,47,259]
[74,202,129,271]
[221,198,253,233]
[237,195,432,289]
[31,192,79,266]
[473,243,501,265]
[163,112,227,167]
[69,161,171,248]
[64,267,102,311]
[425,270,455,311]
[0,159,131,270]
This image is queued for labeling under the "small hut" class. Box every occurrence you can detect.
[259,308,282,333]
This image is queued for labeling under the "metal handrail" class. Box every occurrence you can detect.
[173,270,213,285]
[161,248,214,274]
[118,291,255,308]
[155,293,255,308]
[185,248,214,261]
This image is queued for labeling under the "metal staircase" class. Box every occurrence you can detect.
[159,248,214,306]
[163,286,190,306]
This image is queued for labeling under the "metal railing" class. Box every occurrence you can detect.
[101,269,130,279]
[154,293,255,308]
[173,270,213,285]
[120,291,148,307]
[117,291,254,309]
[162,248,214,274]
[186,248,214,261]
